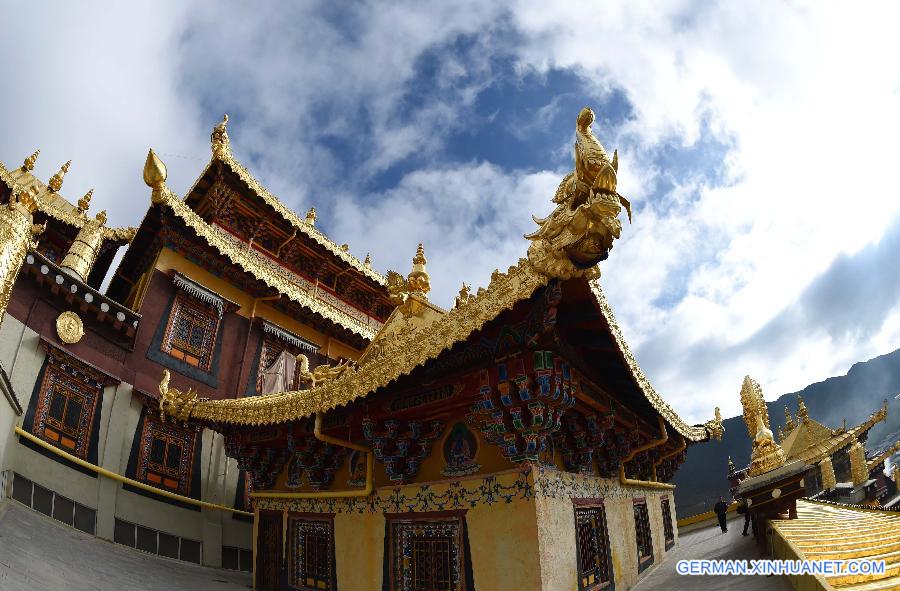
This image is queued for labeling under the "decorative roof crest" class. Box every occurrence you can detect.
[143,149,168,203]
[211,114,231,159]
[305,207,317,225]
[525,107,632,280]
[407,243,430,297]
[22,149,40,172]
[48,160,71,192]
[77,189,93,215]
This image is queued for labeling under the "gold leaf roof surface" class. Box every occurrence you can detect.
[0,159,136,243]
[154,186,379,341]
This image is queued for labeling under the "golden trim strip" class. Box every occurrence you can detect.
[619,416,677,490]
[15,426,252,516]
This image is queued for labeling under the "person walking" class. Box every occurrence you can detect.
[740,497,754,536]
[713,496,729,533]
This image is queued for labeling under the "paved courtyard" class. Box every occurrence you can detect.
[636,516,794,591]
[0,502,251,591]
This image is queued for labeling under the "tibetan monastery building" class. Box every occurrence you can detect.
[0,108,723,590]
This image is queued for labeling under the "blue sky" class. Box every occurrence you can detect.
[3,1,900,423]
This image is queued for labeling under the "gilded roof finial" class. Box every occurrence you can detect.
[363,253,371,269]
[740,376,785,476]
[22,149,40,172]
[211,114,231,158]
[406,243,430,297]
[784,406,795,432]
[48,160,71,192]
[77,189,93,215]
[454,282,471,309]
[95,210,107,226]
[143,149,168,204]
[797,395,809,424]
[306,207,317,225]
[727,455,736,475]
[340,243,349,252]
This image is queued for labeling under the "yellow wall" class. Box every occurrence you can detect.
[532,469,676,590]
[154,247,362,361]
[258,468,544,591]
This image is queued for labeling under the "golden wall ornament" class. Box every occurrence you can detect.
[740,376,786,476]
[55,311,84,344]
[525,107,632,280]
[819,455,836,490]
[849,439,868,486]
[0,192,42,327]
[59,209,107,282]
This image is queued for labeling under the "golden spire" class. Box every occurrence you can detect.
[77,189,93,215]
[406,243,430,297]
[47,160,71,192]
[211,114,231,158]
[796,395,809,424]
[306,207,317,225]
[454,282,471,308]
[143,149,168,204]
[22,149,40,172]
[727,455,736,474]
[784,406,795,432]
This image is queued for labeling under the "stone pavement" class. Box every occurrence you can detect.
[0,502,251,591]
[635,516,794,591]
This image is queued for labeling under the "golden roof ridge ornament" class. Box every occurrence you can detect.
[47,160,71,192]
[407,243,430,297]
[704,406,724,440]
[22,149,40,172]
[306,207,317,225]
[77,189,93,215]
[211,114,231,159]
[797,395,809,424]
[143,149,168,204]
[784,406,795,431]
[363,253,371,269]
[525,107,632,280]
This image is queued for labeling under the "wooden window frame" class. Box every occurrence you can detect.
[31,347,105,460]
[632,498,654,573]
[288,513,337,591]
[386,511,468,591]
[572,498,614,591]
[161,293,220,372]
[135,415,197,496]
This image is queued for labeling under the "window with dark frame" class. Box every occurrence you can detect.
[661,498,675,549]
[134,414,197,497]
[633,499,654,571]
[574,503,614,590]
[388,515,466,591]
[288,516,336,591]
[30,348,105,460]
[161,294,220,371]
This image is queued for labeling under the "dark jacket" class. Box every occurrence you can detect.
[713,501,728,517]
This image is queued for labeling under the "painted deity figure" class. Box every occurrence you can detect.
[441,422,481,477]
